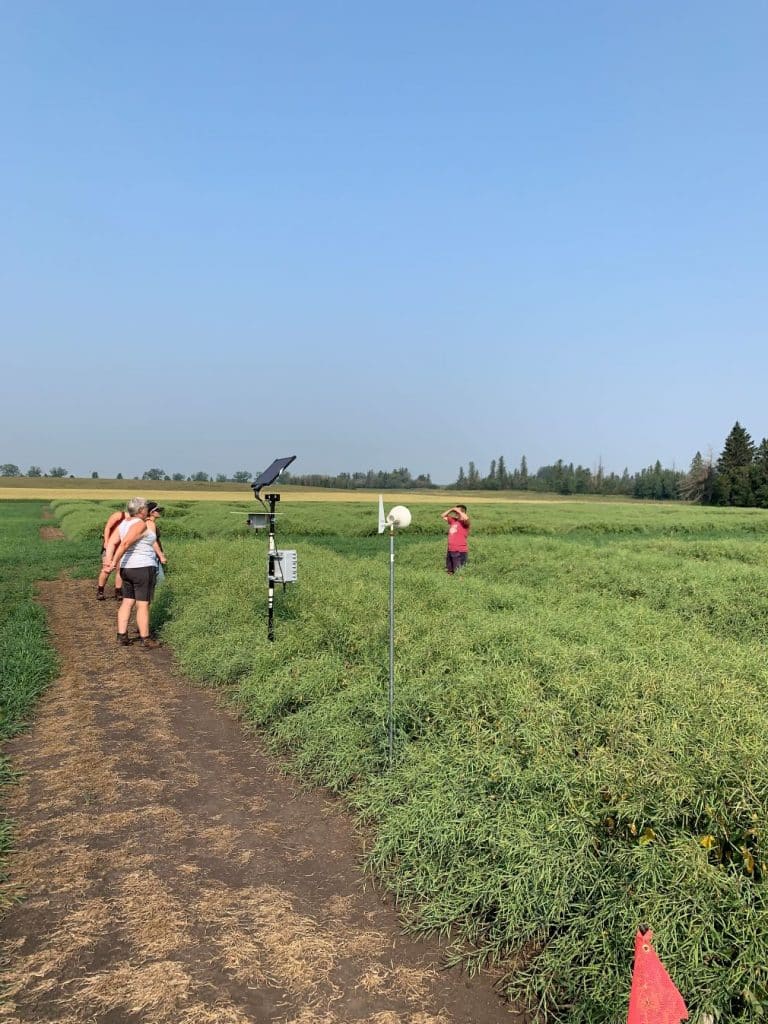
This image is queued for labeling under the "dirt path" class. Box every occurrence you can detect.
[0,580,521,1024]
[38,526,64,541]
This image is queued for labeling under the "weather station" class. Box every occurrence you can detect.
[246,456,297,641]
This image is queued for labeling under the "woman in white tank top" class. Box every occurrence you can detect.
[106,497,167,648]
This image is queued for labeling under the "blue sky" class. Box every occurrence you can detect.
[2,1,766,483]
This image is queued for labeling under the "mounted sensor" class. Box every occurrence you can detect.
[386,505,412,529]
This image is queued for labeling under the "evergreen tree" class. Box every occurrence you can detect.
[595,457,604,491]
[632,461,682,500]
[715,422,756,506]
[519,455,529,489]
[467,461,480,488]
[751,439,768,508]
[574,465,591,493]
[552,459,567,493]
[497,455,507,489]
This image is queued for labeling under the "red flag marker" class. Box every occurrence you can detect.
[627,927,689,1024]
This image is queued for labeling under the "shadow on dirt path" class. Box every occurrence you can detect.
[0,579,522,1023]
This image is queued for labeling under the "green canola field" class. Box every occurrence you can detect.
[43,498,768,1019]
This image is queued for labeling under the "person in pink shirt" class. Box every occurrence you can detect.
[441,504,470,574]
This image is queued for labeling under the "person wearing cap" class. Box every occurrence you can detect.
[105,497,167,648]
[146,502,167,578]
[441,504,470,574]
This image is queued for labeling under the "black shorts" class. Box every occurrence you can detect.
[120,566,157,602]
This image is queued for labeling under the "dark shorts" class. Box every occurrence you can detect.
[120,565,157,602]
[446,551,468,574]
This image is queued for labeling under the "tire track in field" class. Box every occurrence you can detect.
[0,579,522,1024]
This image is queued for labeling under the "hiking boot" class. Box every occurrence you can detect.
[138,637,160,649]
[114,588,123,600]
[97,587,106,601]
[116,633,131,646]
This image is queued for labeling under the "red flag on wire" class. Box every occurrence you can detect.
[627,928,689,1024]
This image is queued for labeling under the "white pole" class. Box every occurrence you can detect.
[388,523,395,768]
[378,500,409,771]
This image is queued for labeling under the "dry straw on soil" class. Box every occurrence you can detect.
[74,960,193,1017]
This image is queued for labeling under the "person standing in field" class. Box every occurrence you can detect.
[441,504,470,574]
[146,501,167,579]
[105,497,166,648]
[97,506,128,600]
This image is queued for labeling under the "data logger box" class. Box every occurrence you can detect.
[270,549,297,583]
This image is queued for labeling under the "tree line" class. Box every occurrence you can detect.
[681,421,768,507]
[452,455,683,499]
[0,465,255,483]
[3,423,767,506]
[451,421,768,506]
[0,465,71,478]
[138,469,254,483]
[281,468,435,490]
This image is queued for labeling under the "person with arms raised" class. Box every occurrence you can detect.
[441,504,470,574]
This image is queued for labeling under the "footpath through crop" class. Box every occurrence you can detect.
[0,578,519,1023]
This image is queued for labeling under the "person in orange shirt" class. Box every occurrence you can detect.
[97,506,127,600]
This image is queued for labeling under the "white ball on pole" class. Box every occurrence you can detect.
[386,505,412,528]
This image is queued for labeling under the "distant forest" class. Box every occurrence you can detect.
[3,422,768,507]
[284,421,768,507]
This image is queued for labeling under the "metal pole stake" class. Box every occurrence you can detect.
[266,493,279,642]
[388,524,395,768]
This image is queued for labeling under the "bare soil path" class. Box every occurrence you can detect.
[0,580,520,1024]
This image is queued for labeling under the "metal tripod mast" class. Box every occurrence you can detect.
[266,492,279,642]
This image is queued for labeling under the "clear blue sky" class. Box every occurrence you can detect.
[2,1,766,483]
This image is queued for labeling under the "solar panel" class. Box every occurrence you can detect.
[251,456,296,494]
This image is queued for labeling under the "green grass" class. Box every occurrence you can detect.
[0,503,93,737]
[52,494,768,541]
[43,499,768,1019]
[0,502,94,895]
